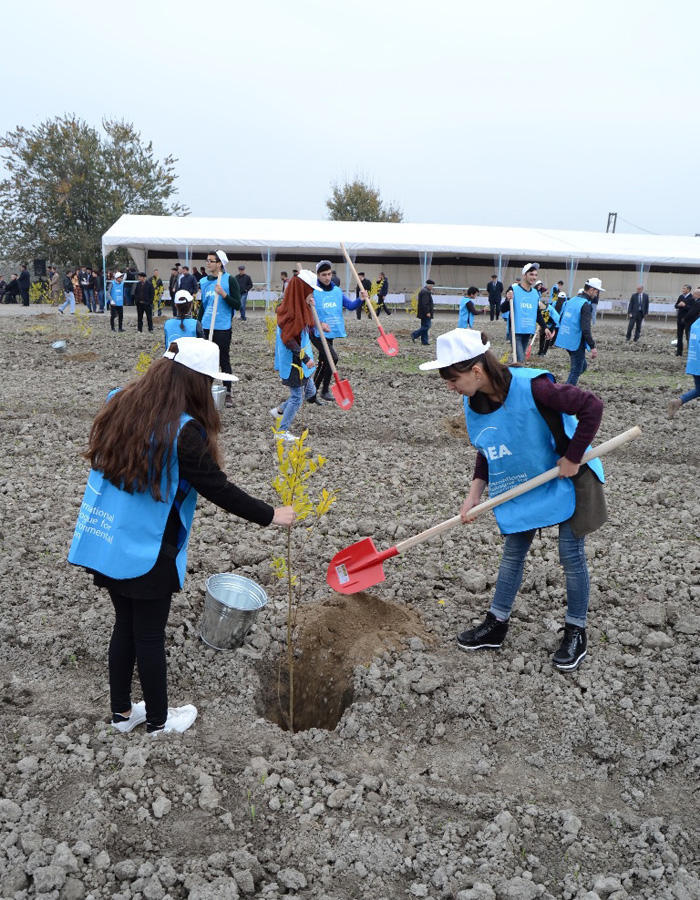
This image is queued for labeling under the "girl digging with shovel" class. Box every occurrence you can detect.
[67,338,294,734]
[419,328,607,672]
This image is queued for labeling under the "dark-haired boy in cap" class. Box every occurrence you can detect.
[311,260,366,401]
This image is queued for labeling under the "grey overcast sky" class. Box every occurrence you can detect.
[3,0,699,236]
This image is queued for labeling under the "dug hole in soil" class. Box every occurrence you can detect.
[0,305,699,900]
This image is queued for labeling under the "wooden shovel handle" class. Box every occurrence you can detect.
[340,242,382,329]
[510,295,518,363]
[310,304,338,377]
[396,425,642,554]
[208,273,222,342]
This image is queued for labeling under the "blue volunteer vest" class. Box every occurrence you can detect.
[110,281,125,307]
[200,275,233,330]
[687,319,700,375]
[555,297,589,351]
[313,285,347,339]
[164,317,199,348]
[274,326,314,380]
[458,298,474,329]
[464,368,604,534]
[67,413,198,587]
[512,284,538,334]
[546,302,561,327]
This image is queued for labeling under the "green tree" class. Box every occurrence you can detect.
[326,178,403,222]
[0,115,188,266]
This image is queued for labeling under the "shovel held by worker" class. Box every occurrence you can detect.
[310,305,354,410]
[207,273,222,342]
[327,426,642,595]
[340,242,399,357]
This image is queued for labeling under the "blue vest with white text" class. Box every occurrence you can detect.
[546,302,561,326]
[67,413,198,587]
[110,281,125,307]
[313,285,347,339]
[512,284,538,334]
[687,319,700,375]
[274,327,314,380]
[464,368,604,534]
[555,296,589,351]
[200,275,233,330]
[458,298,474,329]
[164,317,199,348]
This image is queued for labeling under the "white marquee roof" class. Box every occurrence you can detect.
[102,215,700,267]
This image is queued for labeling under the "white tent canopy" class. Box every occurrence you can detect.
[102,214,700,268]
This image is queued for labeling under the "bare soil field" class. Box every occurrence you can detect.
[1,304,698,900]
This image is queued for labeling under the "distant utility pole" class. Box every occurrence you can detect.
[606,212,617,233]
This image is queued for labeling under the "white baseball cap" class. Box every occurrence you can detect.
[174,289,193,305]
[557,292,567,300]
[297,269,319,292]
[113,271,124,279]
[584,277,606,292]
[215,250,229,267]
[163,336,239,382]
[522,262,540,275]
[419,328,490,371]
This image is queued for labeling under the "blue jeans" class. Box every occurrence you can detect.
[278,378,316,432]
[83,288,94,311]
[566,344,588,385]
[514,333,530,362]
[591,304,598,325]
[490,519,590,628]
[97,289,105,311]
[412,317,432,345]
[237,292,248,320]
[681,375,700,405]
[58,292,75,313]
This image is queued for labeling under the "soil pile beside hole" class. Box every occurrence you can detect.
[65,351,99,362]
[260,592,429,732]
[444,413,467,439]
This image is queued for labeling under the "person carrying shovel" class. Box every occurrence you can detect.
[197,250,241,408]
[270,271,321,441]
[311,259,365,401]
[420,328,607,671]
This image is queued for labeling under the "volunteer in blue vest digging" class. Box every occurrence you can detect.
[419,329,606,672]
[198,250,241,407]
[311,260,365,400]
[163,290,203,347]
[550,278,602,385]
[67,337,294,734]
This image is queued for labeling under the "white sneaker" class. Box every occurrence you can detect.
[149,704,198,735]
[269,406,282,419]
[277,430,298,443]
[111,701,146,733]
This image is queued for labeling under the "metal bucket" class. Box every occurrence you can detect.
[51,340,67,353]
[211,384,226,411]
[200,573,268,650]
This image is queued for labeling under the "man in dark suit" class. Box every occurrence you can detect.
[626,285,649,342]
[18,264,30,306]
[486,274,503,320]
[355,271,372,319]
[674,284,693,356]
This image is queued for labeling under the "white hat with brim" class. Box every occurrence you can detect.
[215,250,229,267]
[174,289,193,305]
[585,277,606,292]
[419,328,490,371]
[522,262,539,275]
[297,269,319,292]
[163,336,239,382]
[113,271,124,279]
[557,292,567,301]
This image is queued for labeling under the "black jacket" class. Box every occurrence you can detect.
[355,277,371,298]
[675,292,693,321]
[133,280,155,304]
[235,273,254,293]
[628,292,649,317]
[18,270,30,290]
[416,288,434,318]
[487,280,503,301]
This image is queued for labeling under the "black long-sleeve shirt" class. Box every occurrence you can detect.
[93,421,274,597]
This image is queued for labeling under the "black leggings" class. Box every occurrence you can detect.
[310,334,338,393]
[108,590,172,728]
[211,328,233,392]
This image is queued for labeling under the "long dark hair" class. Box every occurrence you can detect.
[85,358,222,500]
[439,331,512,404]
[175,300,193,329]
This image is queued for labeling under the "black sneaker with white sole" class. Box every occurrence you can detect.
[552,624,587,671]
[457,612,509,651]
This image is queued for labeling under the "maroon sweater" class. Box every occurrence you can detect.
[472,373,603,483]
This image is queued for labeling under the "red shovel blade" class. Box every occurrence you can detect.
[331,373,354,410]
[377,326,399,357]
[326,537,399,595]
